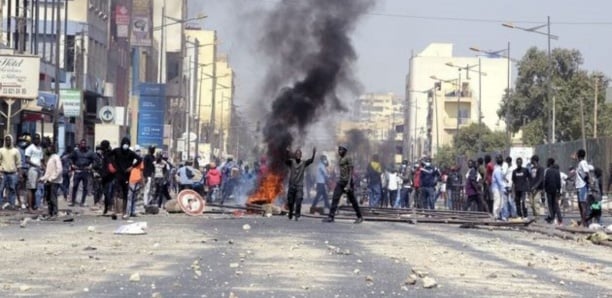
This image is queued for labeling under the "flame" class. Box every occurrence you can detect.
[247,172,284,205]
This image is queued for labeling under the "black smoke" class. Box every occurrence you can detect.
[259,0,373,173]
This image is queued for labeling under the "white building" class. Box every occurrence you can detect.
[405,43,510,160]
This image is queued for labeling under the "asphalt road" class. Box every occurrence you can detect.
[0,208,611,298]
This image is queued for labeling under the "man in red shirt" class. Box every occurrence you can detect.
[412,163,421,208]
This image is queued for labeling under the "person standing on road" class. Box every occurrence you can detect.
[323,145,363,224]
[512,157,531,218]
[419,158,440,210]
[25,134,44,212]
[491,155,507,220]
[39,143,62,219]
[310,154,330,213]
[69,139,98,207]
[108,137,142,216]
[464,160,485,212]
[366,154,383,208]
[529,155,545,217]
[0,135,22,210]
[574,149,591,227]
[285,147,316,221]
[543,158,562,225]
[142,146,156,206]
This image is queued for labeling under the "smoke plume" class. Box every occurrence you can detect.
[259,0,373,172]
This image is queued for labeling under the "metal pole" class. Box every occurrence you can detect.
[594,76,599,138]
[477,58,483,153]
[413,99,417,161]
[158,4,165,83]
[434,90,439,155]
[552,94,556,138]
[505,41,512,152]
[580,94,586,151]
[455,69,461,142]
[53,0,61,144]
[547,16,553,145]
[192,39,199,160]
[186,57,191,160]
[208,32,218,160]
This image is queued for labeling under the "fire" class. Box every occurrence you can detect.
[247,172,284,205]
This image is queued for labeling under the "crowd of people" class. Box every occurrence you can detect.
[0,135,258,220]
[348,149,604,227]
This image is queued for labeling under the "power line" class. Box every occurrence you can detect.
[366,12,612,26]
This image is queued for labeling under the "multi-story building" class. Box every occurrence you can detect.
[405,43,510,160]
[350,92,403,142]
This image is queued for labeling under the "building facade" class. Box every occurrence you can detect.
[405,43,510,160]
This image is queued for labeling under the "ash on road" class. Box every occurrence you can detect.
[0,212,611,297]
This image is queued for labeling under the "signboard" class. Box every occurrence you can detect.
[98,105,115,122]
[95,124,121,150]
[0,54,41,99]
[177,189,205,216]
[36,91,58,110]
[130,0,152,47]
[137,83,165,147]
[60,89,82,117]
[115,4,130,38]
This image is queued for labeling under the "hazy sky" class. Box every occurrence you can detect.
[189,0,612,108]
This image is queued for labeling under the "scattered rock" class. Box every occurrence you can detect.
[83,246,97,251]
[228,292,238,298]
[194,270,202,277]
[152,292,162,298]
[229,263,239,268]
[19,285,31,291]
[129,273,141,282]
[20,218,30,228]
[487,273,498,279]
[422,277,437,289]
[559,280,565,286]
[356,259,363,264]
[228,240,234,245]
[411,268,427,278]
[164,200,181,213]
[404,274,417,285]
[242,224,251,231]
[87,226,96,232]
[587,231,609,244]
[365,275,374,282]
[527,262,535,267]
[353,269,360,274]
[83,288,89,292]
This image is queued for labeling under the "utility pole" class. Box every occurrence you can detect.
[455,69,462,143]
[208,32,218,160]
[158,4,165,83]
[192,38,199,160]
[594,76,600,138]
[580,94,586,151]
[53,0,62,145]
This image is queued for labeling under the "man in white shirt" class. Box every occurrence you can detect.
[25,134,44,212]
[574,149,591,227]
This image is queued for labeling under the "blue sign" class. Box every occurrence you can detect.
[137,83,166,147]
[37,91,58,110]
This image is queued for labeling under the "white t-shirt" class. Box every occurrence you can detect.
[25,144,43,167]
[575,160,590,189]
[387,172,399,191]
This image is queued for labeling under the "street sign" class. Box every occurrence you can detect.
[176,189,205,216]
[98,105,115,122]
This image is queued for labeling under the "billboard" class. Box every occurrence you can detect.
[130,0,152,47]
[0,54,41,99]
[60,89,83,117]
[137,83,165,147]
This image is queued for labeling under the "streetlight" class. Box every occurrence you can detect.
[503,16,558,144]
[404,93,425,161]
[155,6,207,83]
[470,43,516,152]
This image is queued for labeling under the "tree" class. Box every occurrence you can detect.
[434,123,506,167]
[498,47,611,145]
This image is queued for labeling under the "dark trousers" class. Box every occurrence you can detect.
[514,191,528,217]
[102,180,115,214]
[464,194,483,211]
[44,183,59,216]
[311,183,330,209]
[154,179,172,208]
[61,173,70,198]
[328,181,362,219]
[287,186,304,218]
[71,170,89,204]
[421,187,436,210]
[546,191,562,223]
[93,177,103,204]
